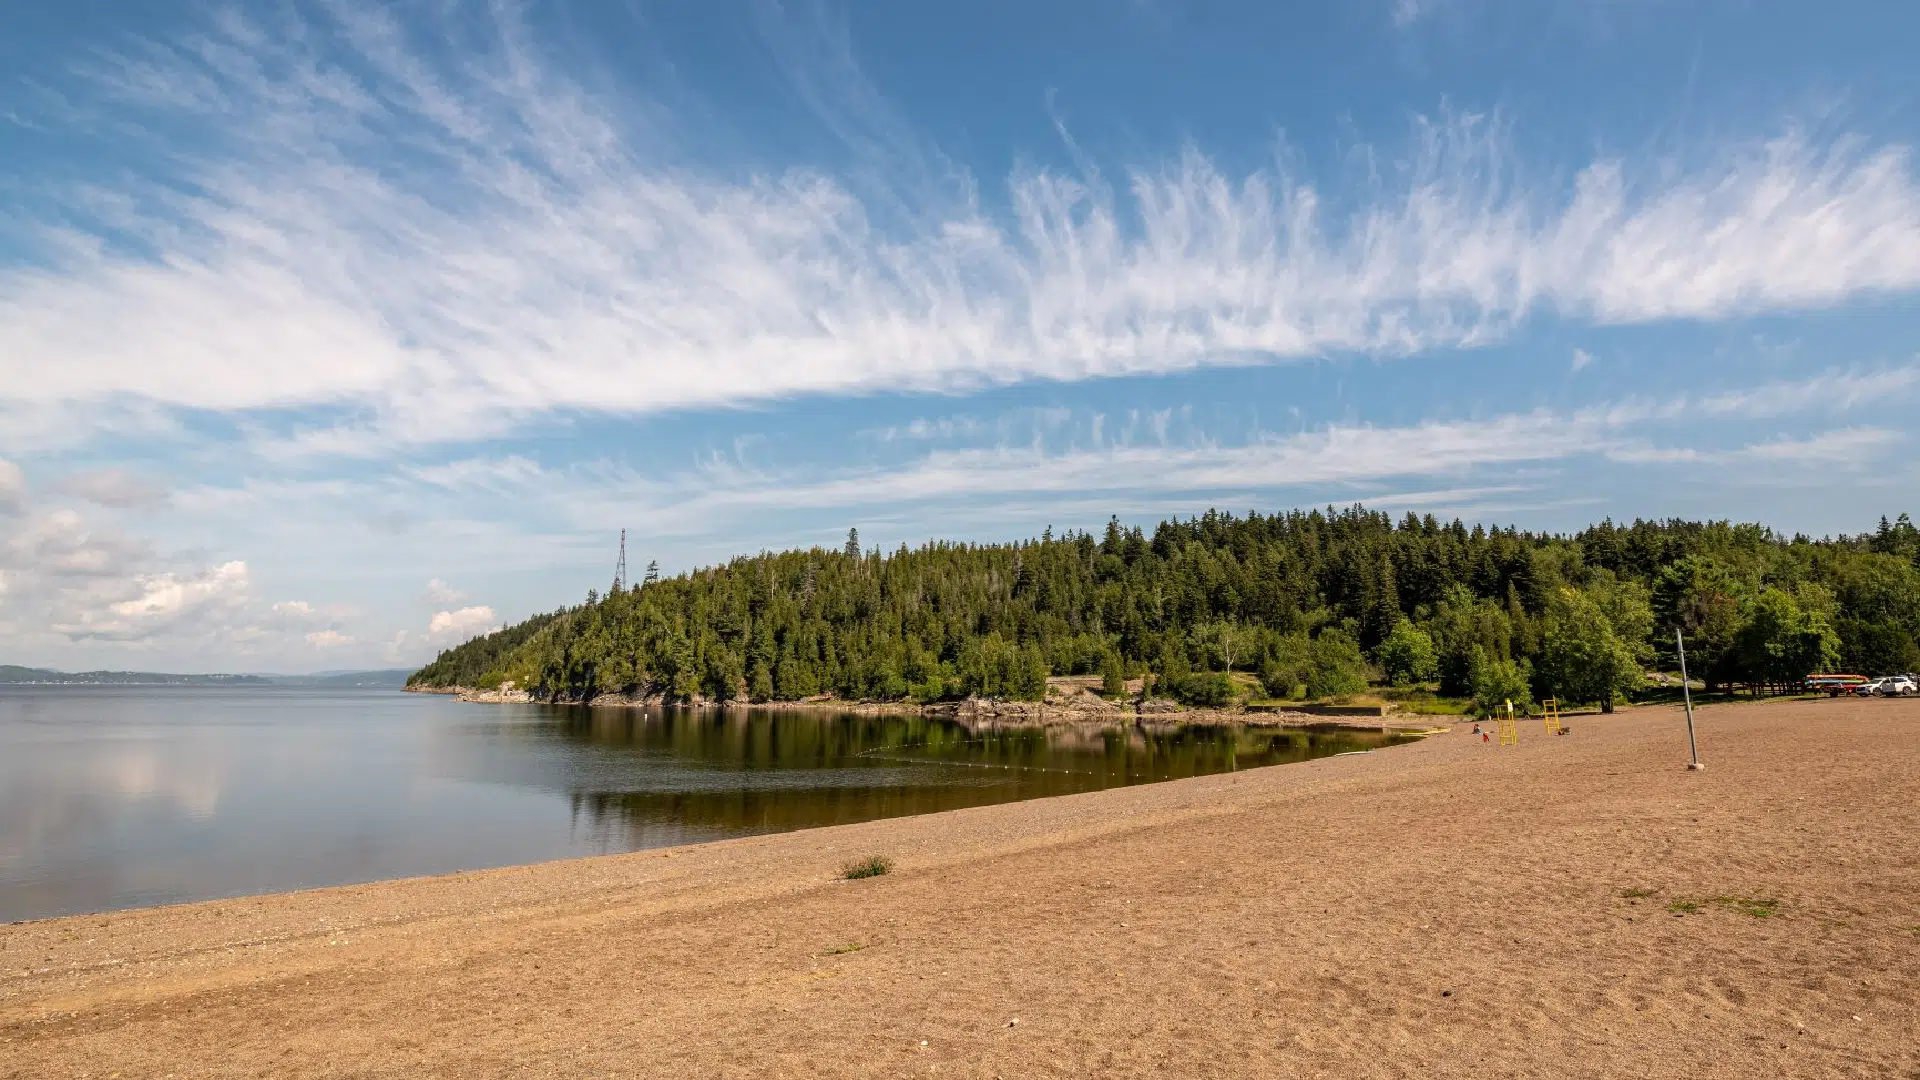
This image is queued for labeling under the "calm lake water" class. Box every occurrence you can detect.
[0,685,1407,922]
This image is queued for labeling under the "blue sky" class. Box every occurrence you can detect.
[2,0,1918,673]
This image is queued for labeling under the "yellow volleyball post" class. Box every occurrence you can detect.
[1541,698,1562,735]
[1497,700,1519,746]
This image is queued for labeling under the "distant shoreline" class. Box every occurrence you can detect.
[2,668,412,688]
[404,683,1445,733]
[0,676,271,687]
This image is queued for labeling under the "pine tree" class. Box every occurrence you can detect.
[1100,651,1127,698]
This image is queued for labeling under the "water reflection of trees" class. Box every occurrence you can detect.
[519,708,1404,846]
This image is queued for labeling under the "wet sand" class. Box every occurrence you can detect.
[4,697,1917,1078]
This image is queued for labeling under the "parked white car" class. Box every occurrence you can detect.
[1879,675,1918,696]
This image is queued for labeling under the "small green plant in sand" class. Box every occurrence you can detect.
[1709,895,1780,918]
[822,943,867,955]
[1666,894,1780,918]
[840,855,894,880]
[1619,887,1657,900]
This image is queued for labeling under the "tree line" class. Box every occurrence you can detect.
[407,508,1920,713]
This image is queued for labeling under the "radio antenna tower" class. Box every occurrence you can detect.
[611,529,628,593]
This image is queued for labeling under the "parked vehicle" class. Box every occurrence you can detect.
[1879,675,1918,697]
[1857,677,1890,696]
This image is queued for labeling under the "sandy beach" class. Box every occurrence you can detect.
[4,697,1917,1078]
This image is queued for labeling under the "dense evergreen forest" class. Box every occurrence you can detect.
[408,508,1920,713]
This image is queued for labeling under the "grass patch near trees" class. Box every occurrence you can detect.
[840,855,894,880]
[1619,887,1658,900]
[1377,688,1474,715]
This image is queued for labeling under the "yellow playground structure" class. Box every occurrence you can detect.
[1496,700,1519,746]
[1541,698,1562,735]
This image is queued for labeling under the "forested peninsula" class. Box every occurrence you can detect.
[407,507,1920,712]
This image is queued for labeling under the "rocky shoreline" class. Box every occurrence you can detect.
[403,682,1446,732]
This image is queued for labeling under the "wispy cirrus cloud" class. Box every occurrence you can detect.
[675,410,1619,514]
[1607,427,1905,467]
[4,3,1920,455]
[400,401,1626,526]
[1696,361,1920,418]
[394,362,1913,535]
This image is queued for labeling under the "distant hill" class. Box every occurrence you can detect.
[407,506,1920,706]
[0,665,270,686]
[0,666,411,687]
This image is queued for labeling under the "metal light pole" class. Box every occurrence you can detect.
[1676,628,1704,771]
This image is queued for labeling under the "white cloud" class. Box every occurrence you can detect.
[1737,428,1904,465]
[1,509,148,580]
[870,415,986,443]
[1571,348,1594,372]
[1608,427,1903,467]
[1697,362,1920,418]
[405,456,550,495]
[383,630,416,664]
[3,6,1918,452]
[0,399,180,457]
[395,384,1917,540]
[305,629,354,648]
[721,412,1613,509]
[428,605,497,642]
[53,467,172,511]
[0,503,343,659]
[412,402,1659,531]
[0,458,25,515]
[424,578,466,605]
[59,561,254,642]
